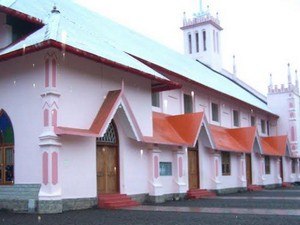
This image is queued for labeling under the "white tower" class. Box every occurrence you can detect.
[267,64,300,157]
[181,1,223,71]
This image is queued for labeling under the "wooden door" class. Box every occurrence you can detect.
[188,149,199,189]
[246,154,252,185]
[97,146,119,194]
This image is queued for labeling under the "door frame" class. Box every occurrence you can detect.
[96,121,120,194]
[245,153,252,186]
[188,142,200,189]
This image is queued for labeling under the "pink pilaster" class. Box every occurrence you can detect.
[42,152,49,185]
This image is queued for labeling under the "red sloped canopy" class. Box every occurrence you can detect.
[144,112,204,146]
[55,90,122,137]
[260,135,287,156]
[209,125,256,153]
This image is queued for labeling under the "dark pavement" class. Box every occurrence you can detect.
[0,186,300,225]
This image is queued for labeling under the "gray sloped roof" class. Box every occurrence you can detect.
[0,0,276,115]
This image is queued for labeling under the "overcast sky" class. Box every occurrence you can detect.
[74,0,300,95]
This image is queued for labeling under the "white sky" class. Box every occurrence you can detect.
[75,0,300,95]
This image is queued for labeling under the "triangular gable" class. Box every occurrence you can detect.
[55,89,142,141]
[143,112,210,147]
[260,135,288,157]
[209,125,256,153]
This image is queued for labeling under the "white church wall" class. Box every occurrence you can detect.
[0,51,45,184]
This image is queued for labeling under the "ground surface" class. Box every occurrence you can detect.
[1,186,300,225]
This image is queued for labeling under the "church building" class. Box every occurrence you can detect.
[0,0,299,213]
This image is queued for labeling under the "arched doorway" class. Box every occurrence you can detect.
[0,110,14,185]
[96,121,119,194]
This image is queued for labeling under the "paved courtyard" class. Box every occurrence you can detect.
[0,186,300,225]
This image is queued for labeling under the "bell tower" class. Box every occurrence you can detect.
[181,0,223,71]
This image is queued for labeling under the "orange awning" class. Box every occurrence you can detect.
[209,125,256,153]
[144,112,204,146]
[260,136,287,156]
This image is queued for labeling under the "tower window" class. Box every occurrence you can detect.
[202,30,207,51]
[267,121,270,135]
[195,32,199,53]
[184,94,193,114]
[188,34,192,54]
[292,159,297,173]
[151,92,160,108]
[216,32,220,53]
[213,30,216,52]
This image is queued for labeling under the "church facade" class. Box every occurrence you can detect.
[0,0,299,213]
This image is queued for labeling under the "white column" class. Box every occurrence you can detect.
[212,152,221,189]
[173,147,187,193]
[148,147,162,196]
[260,156,266,185]
[239,154,246,187]
[276,158,282,183]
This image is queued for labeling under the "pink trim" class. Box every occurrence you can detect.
[291,127,295,142]
[179,156,183,178]
[45,59,49,87]
[52,59,57,87]
[52,109,57,127]
[154,155,159,179]
[42,152,48,185]
[43,109,49,127]
[52,152,58,185]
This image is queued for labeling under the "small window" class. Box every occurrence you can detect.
[250,116,256,126]
[188,34,192,54]
[292,159,297,174]
[267,121,270,136]
[261,120,266,134]
[265,156,270,174]
[184,94,193,114]
[221,152,231,176]
[195,32,199,53]
[202,30,207,51]
[211,102,219,122]
[160,162,172,176]
[151,92,160,107]
[233,110,240,127]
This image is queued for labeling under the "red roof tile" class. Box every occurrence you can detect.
[260,135,287,156]
[209,125,256,153]
[144,112,204,146]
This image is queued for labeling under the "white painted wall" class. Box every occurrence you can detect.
[0,51,45,184]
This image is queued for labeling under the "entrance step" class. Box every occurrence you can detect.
[187,189,216,199]
[98,193,139,209]
[247,185,263,192]
[282,182,293,188]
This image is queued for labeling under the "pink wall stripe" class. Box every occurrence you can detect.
[178,157,183,178]
[52,109,57,127]
[52,152,58,185]
[154,155,159,179]
[42,152,48,185]
[45,59,49,87]
[43,109,49,127]
[52,59,57,87]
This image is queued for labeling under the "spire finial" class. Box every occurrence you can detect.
[51,5,60,14]
[232,55,236,75]
[269,73,273,87]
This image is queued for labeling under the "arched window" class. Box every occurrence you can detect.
[97,122,118,145]
[202,30,207,51]
[195,32,199,53]
[188,33,192,54]
[0,110,14,185]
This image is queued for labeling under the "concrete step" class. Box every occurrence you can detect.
[187,189,216,199]
[98,193,140,209]
[247,185,263,192]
